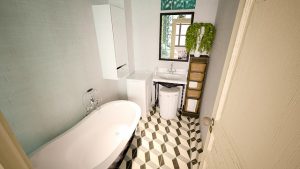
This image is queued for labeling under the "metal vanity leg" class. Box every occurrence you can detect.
[156,83,160,107]
[179,84,185,114]
[153,82,157,112]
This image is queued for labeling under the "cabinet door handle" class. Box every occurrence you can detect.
[117,64,127,70]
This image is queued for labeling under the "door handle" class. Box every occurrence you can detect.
[202,117,214,133]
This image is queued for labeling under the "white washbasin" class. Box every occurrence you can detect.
[157,73,184,80]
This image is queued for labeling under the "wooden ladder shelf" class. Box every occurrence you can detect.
[182,55,209,118]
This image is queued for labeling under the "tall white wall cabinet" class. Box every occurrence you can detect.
[92,4,129,80]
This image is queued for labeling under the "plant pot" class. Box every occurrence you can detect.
[194,51,201,57]
[202,51,209,56]
[194,33,201,57]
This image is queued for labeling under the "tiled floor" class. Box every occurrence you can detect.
[119,110,202,169]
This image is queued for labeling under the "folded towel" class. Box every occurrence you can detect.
[189,81,198,88]
[186,99,197,112]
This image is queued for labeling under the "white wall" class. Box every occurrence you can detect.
[199,0,240,143]
[131,0,219,72]
[194,0,219,23]
[0,0,120,154]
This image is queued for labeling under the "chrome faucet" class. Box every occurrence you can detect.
[84,88,99,115]
[87,97,97,112]
[168,62,176,74]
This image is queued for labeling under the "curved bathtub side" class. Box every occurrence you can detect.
[94,100,141,169]
[30,100,141,169]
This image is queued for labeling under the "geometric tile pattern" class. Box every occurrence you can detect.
[189,118,203,169]
[120,110,202,169]
[161,0,196,10]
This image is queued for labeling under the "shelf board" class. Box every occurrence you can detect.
[182,111,199,117]
[190,71,205,74]
[186,96,201,100]
[187,88,202,91]
[187,88,201,91]
[187,79,203,82]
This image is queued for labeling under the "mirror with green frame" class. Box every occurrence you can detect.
[159,12,194,62]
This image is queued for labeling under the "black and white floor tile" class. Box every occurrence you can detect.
[119,110,202,169]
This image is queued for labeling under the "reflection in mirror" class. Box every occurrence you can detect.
[159,12,194,62]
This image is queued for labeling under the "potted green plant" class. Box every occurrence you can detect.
[185,23,216,57]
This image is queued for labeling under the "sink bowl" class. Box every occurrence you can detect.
[157,73,184,80]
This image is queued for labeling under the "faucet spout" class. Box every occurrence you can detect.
[168,62,176,74]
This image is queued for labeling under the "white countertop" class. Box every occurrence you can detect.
[152,69,187,84]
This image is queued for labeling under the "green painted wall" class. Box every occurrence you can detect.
[0,0,120,154]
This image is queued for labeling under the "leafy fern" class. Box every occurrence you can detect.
[185,23,216,53]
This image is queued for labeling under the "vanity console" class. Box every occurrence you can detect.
[153,12,194,114]
[152,68,187,113]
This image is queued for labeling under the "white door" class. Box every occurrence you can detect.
[200,0,300,169]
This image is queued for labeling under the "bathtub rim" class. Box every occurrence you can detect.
[29,100,141,160]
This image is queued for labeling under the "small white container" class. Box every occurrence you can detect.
[159,87,180,120]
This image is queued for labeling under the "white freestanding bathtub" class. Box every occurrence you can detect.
[30,100,141,169]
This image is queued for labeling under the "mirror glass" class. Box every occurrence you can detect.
[159,12,194,62]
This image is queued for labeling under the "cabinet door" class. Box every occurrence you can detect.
[92,5,118,79]
[110,5,129,77]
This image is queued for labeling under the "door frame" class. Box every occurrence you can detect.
[199,0,255,168]
[0,112,32,169]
